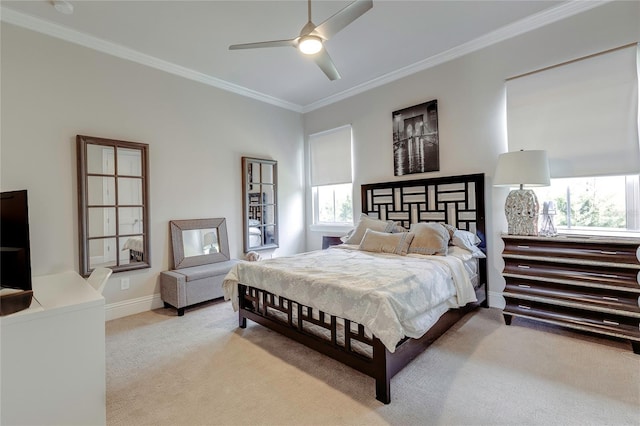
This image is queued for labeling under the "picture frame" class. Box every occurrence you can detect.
[392,99,439,176]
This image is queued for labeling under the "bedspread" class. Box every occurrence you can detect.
[222,247,476,352]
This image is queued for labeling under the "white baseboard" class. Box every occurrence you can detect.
[488,290,505,309]
[105,293,164,321]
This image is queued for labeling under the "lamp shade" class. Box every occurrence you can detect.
[493,150,550,187]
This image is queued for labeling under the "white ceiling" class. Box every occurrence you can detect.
[1,0,604,112]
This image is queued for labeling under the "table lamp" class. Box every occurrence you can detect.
[494,150,550,236]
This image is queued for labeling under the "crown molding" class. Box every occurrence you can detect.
[0,7,304,113]
[302,0,611,113]
[1,1,609,115]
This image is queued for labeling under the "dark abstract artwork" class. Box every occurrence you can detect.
[392,100,439,176]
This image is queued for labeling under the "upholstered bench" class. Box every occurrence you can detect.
[160,259,239,316]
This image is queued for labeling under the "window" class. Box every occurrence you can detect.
[314,183,353,224]
[536,175,640,233]
[505,43,640,235]
[309,125,353,225]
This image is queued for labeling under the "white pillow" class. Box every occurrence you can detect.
[447,245,474,261]
[451,229,486,258]
[342,213,396,245]
[358,229,414,255]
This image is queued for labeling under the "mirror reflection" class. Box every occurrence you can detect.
[170,218,230,269]
[77,135,150,276]
[181,228,219,257]
[242,157,278,252]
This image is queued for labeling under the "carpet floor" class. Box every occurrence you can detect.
[106,300,640,425]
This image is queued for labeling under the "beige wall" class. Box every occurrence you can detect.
[302,1,640,307]
[1,24,305,311]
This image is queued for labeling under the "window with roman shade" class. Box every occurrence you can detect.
[309,125,353,225]
[506,43,640,233]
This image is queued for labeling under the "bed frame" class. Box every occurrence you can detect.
[237,173,487,403]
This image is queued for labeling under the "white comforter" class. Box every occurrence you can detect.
[222,246,477,352]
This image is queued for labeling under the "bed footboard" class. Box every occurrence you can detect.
[237,283,483,403]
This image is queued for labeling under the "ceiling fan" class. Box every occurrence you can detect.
[229,0,373,81]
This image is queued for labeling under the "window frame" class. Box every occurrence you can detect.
[312,183,354,226]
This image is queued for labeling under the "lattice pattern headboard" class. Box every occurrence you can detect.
[361,173,485,235]
[361,173,487,298]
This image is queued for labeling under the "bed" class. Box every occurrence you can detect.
[223,173,487,403]
[122,236,144,262]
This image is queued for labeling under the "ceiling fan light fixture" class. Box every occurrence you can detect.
[298,36,323,55]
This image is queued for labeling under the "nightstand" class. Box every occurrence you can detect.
[322,236,343,249]
[501,234,640,354]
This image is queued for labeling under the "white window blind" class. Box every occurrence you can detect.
[309,125,352,186]
[506,43,639,178]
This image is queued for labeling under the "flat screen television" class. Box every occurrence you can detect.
[1,189,32,292]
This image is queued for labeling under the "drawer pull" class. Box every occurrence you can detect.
[599,250,618,255]
[518,284,531,288]
[517,245,530,249]
[518,305,531,310]
[586,272,619,279]
[517,265,531,269]
[603,319,619,326]
[602,296,619,301]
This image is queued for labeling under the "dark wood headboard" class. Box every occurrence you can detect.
[361,173,487,301]
[361,173,485,234]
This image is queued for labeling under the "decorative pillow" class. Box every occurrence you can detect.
[408,222,450,256]
[341,213,396,245]
[452,229,486,258]
[358,229,414,255]
[392,224,408,233]
[443,223,457,239]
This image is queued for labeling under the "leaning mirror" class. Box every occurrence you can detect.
[242,157,278,252]
[170,218,230,269]
[77,135,150,276]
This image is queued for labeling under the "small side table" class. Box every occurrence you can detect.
[322,236,343,249]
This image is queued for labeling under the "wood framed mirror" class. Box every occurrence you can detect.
[242,157,278,252]
[77,135,150,277]
[169,218,230,269]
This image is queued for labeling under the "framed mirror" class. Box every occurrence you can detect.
[242,157,278,252]
[169,218,230,269]
[77,135,150,276]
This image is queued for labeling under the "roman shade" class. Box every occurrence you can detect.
[309,125,352,186]
[506,43,639,178]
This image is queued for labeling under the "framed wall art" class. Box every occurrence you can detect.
[392,99,439,176]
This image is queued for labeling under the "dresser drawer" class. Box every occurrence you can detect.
[504,277,640,315]
[503,257,640,290]
[503,237,640,265]
[504,298,640,340]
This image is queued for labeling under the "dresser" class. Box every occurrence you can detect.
[501,234,640,354]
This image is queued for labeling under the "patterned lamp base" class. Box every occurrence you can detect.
[505,189,539,236]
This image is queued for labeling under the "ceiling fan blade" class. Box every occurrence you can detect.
[229,39,296,50]
[314,0,372,40]
[313,49,341,81]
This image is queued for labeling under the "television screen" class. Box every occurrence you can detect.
[1,190,32,291]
